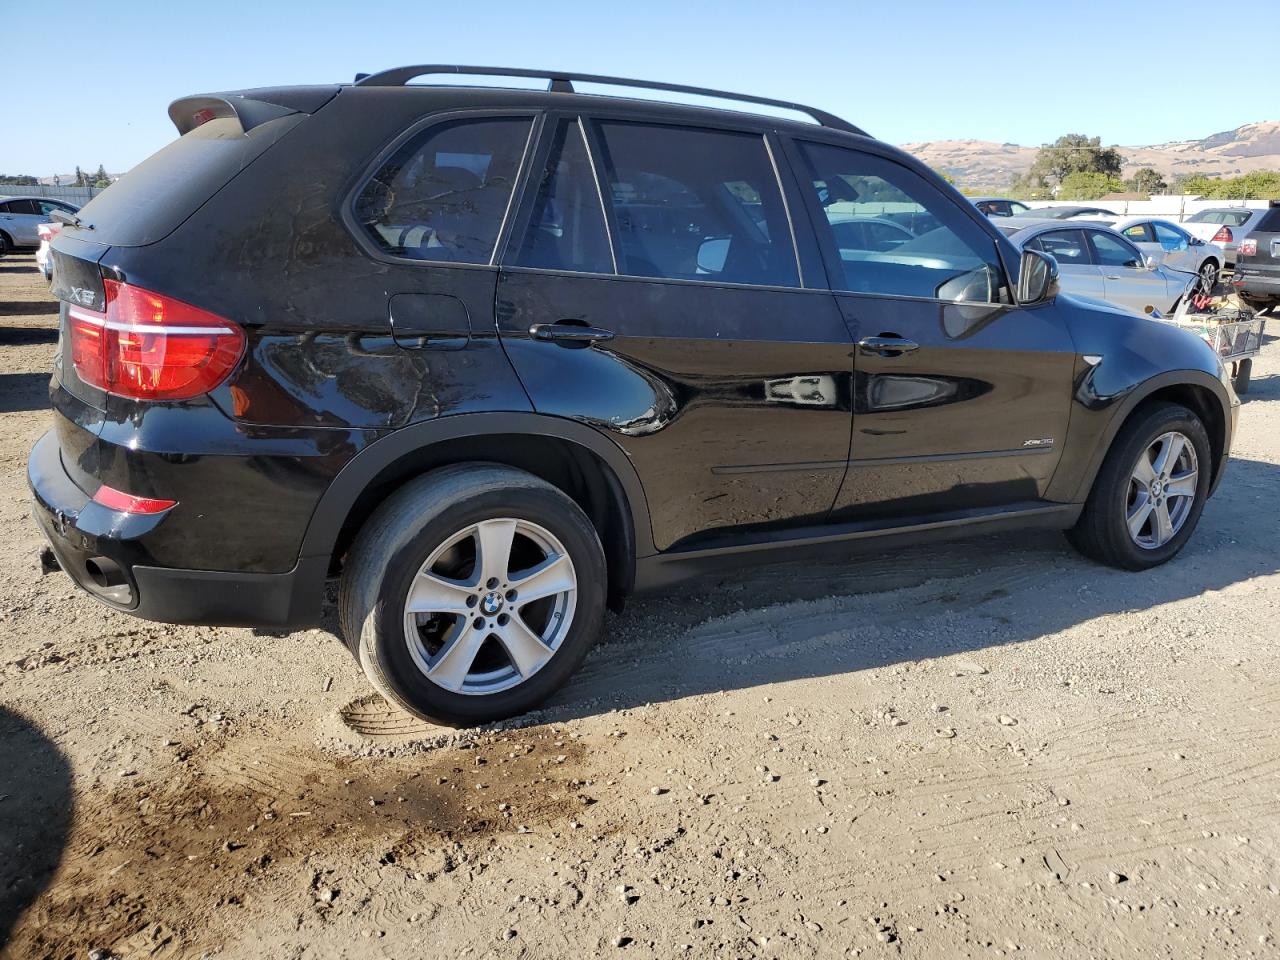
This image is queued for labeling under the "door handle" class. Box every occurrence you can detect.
[857,336,919,358]
[529,322,615,344]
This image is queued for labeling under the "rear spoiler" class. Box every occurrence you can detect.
[168,85,340,136]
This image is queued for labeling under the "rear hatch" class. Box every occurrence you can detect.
[49,87,337,411]
[1234,205,1280,289]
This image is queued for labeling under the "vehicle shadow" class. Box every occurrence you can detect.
[0,327,58,346]
[540,455,1280,720]
[0,301,57,318]
[0,373,51,414]
[0,706,73,952]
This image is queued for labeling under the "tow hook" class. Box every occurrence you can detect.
[38,546,60,576]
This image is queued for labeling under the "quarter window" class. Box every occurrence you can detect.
[514,119,613,274]
[797,142,1005,302]
[354,117,533,263]
[591,121,799,287]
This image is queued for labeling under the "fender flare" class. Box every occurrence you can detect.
[297,411,656,564]
[1063,368,1233,504]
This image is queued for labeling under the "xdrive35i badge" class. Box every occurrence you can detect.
[1023,438,1055,448]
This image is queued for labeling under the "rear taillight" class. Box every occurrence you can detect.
[1211,226,1233,243]
[1239,238,1258,257]
[67,279,245,400]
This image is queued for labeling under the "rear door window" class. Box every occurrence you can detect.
[354,117,534,264]
[512,118,613,274]
[590,121,800,287]
[1151,221,1188,250]
[3,199,39,215]
[1121,222,1155,243]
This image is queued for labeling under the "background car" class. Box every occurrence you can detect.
[1103,216,1221,292]
[1232,204,1280,311]
[998,219,1197,316]
[0,196,80,256]
[970,197,1031,217]
[1181,207,1269,269]
[34,222,60,281]
[1021,204,1118,220]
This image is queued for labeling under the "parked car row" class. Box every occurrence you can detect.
[0,195,80,257]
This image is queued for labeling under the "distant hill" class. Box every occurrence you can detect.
[903,121,1280,191]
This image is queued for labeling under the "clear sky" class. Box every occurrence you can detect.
[3,0,1277,176]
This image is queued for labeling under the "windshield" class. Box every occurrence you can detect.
[1187,209,1253,226]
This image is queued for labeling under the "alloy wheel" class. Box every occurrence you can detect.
[1126,431,1198,549]
[1198,260,1217,294]
[402,518,577,695]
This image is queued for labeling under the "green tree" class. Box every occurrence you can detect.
[93,164,109,184]
[74,165,86,187]
[1057,171,1125,200]
[0,174,39,186]
[1174,170,1280,198]
[1126,167,1168,196]
[1012,133,1124,196]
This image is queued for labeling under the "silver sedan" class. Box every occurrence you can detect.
[997,219,1199,317]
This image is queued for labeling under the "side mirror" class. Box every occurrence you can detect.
[1144,255,1159,271]
[1017,248,1059,304]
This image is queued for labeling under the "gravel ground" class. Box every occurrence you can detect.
[1,259,1278,959]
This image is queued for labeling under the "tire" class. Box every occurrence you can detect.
[1198,258,1219,295]
[339,463,606,726]
[0,232,11,258]
[1066,401,1212,571]
[1233,358,1251,395]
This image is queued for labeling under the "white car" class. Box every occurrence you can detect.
[1181,207,1268,269]
[1102,217,1221,293]
[35,222,60,281]
[0,196,80,256]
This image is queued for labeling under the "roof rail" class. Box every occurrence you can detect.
[353,65,867,137]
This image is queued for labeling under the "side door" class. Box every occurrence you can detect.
[1150,220,1197,274]
[0,199,42,245]
[1090,229,1177,314]
[496,114,854,551]
[785,138,1077,521]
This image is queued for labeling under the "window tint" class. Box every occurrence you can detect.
[797,142,1005,302]
[1256,208,1280,232]
[1188,209,1251,226]
[1152,221,1188,250]
[1089,230,1142,267]
[1010,201,1030,215]
[354,117,533,263]
[1121,222,1155,243]
[1028,229,1088,264]
[3,199,39,215]
[514,119,613,274]
[592,122,799,287]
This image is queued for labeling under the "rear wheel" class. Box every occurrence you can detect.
[339,464,606,725]
[0,232,11,258]
[1066,402,1211,570]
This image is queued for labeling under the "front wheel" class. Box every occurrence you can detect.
[1198,258,1219,295]
[339,464,606,725]
[1066,402,1212,570]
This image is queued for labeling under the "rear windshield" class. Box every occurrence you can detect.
[1255,208,1280,232]
[1187,209,1252,226]
[65,114,302,247]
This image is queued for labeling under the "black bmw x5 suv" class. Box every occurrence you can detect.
[31,66,1238,724]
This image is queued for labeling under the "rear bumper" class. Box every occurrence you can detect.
[1232,270,1280,299]
[28,430,326,628]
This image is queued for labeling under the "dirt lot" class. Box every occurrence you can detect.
[1,258,1278,960]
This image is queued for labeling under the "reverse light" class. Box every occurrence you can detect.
[1240,238,1258,257]
[91,484,177,515]
[1211,226,1233,243]
[67,279,245,401]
